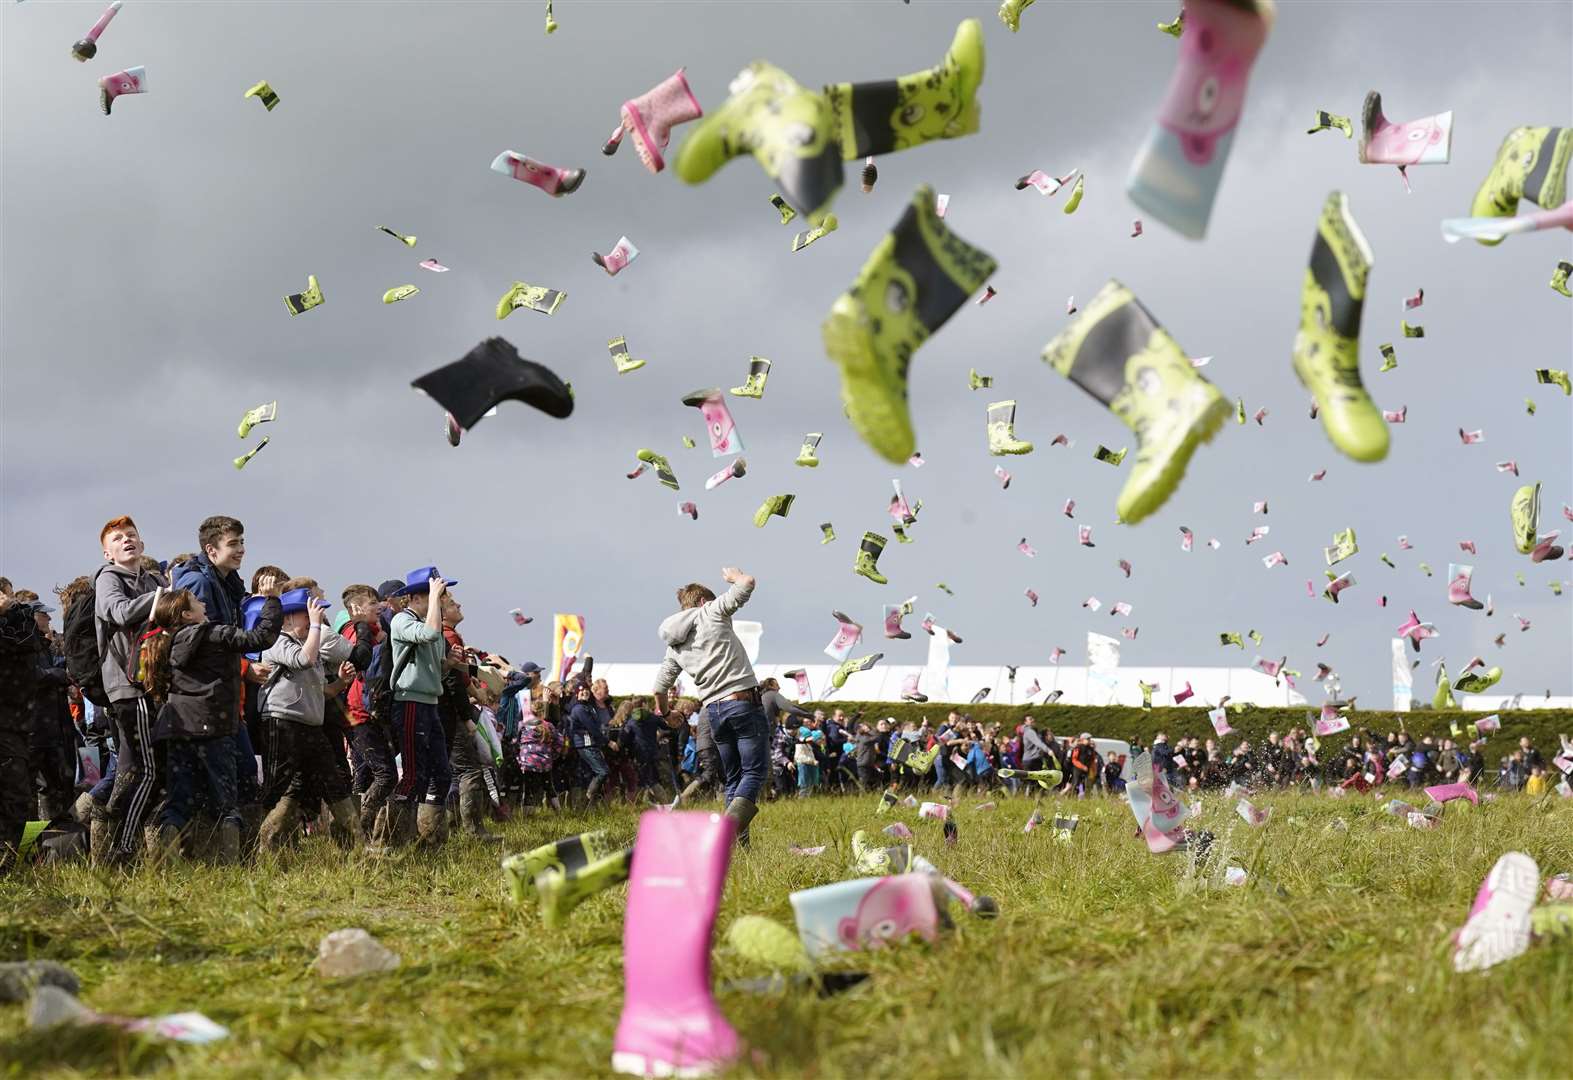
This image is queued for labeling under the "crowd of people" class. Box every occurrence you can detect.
[0,511,1561,874]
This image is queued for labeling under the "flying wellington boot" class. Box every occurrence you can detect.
[796,432,822,467]
[854,531,889,585]
[730,356,772,398]
[1511,483,1541,554]
[98,65,147,115]
[1453,666,1503,694]
[831,653,883,689]
[1468,126,1572,245]
[611,811,738,1077]
[986,399,1034,455]
[502,829,617,904]
[1125,0,1274,239]
[823,185,997,463]
[998,0,1035,33]
[753,493,795,527]
[1292,192,1388,462]
[608,336,646,374]
[674,62,843,224]
[1433,664,1459,710]
[602,68,704,173]
[823,19,984,161]
[1448,564,1484,610]
[1041,281,1228,524]
[536,847,635,930]
[1552,260,1572,297]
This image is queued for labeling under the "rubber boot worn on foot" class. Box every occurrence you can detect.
[611,811,738,1077]
[327,798,362,850]
[724,796,758,847]
[1291,192,1389,463]
[258,796,302,852]
[1041,280,1228,524]
[674,61,843,224]
[822,184,997,463]
[824,19,984,160]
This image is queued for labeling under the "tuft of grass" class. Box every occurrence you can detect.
[3,792,1571,1078]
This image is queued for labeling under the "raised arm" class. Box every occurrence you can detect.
[711,567,756,617]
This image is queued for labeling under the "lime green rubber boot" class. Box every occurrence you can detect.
[730,356,771,398]
[823,184,997,464]
[608,336,646,374]
[1532,903,1573,939]
[753,493,794,527]
[674,62,843,224]
[501,829,616,905]
[1511,482,1541,554]
[854,532,888,585]
[1292,192,1389,463]
[535,847,634,930]
[796,433,822,467]
[824,19,984,161]
[1432,665,1458,710]
[1454,666,1502,694]
[831,653,883,689]
[1468,127,1572,246]
[986,399,1034,455]
[1042,281,1229,524]
[636,449,679,491]
[1552,260,1572,298]
[998,0,1035,33]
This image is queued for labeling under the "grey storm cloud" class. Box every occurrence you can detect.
[2,1,1569,700]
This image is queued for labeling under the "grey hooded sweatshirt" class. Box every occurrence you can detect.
[652,579,757,706]
[94,563,167,705]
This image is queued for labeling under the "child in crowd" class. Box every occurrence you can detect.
[143,588,281,862]
[257,585,356,851]
[389,568,455,845]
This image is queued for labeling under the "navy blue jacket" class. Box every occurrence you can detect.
[175,554,245,629]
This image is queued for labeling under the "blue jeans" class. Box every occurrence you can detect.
[705,699,768,804]
[577,745,610,780]
[161,735,239,829]
[796,762,820,792]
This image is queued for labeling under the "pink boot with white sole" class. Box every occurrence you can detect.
[612,811,738,1078]
[490,151,586,196]
[1453,851,1539,973]
[603,68,703,174]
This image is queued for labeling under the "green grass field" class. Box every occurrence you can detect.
[4,790,1572,1078]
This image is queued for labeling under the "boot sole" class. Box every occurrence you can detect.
[1118,394,1230,524]
[822,295,914,464]
[612,1050,722,1078]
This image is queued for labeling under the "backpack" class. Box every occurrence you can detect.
[62,579,109,707]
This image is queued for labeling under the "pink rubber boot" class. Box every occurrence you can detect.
[1424,781,1479,806]
[98,65,146,115]
[1453,851,1539,973]
[612,810,738,1078]
[603,68,703,174]
[490,151,586,196]
[1448,565,1484,610]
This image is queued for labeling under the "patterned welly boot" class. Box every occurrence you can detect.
[986,399,1034,455]
[854,531,889,585]
[1042,281,1228,524]
[674,62,843,223]
[730,356,772,398]
[502,830,616,905]
[602,68,704,174]
[1292,192,1389,463]
[1468,126,1572,245]
[536,847,635,930]
[822,184,997,464]
[823,19,984,160]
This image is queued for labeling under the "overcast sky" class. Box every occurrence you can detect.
[3,1,1570,702]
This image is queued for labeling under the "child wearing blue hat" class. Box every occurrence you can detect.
[388,567,457,846]
[256,584,357,851]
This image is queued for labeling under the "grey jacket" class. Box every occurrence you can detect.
[94,563,167,704]
[260,627,352,727]
[653,580,757,706]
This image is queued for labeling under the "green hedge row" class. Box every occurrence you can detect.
[797,703,1572,756]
